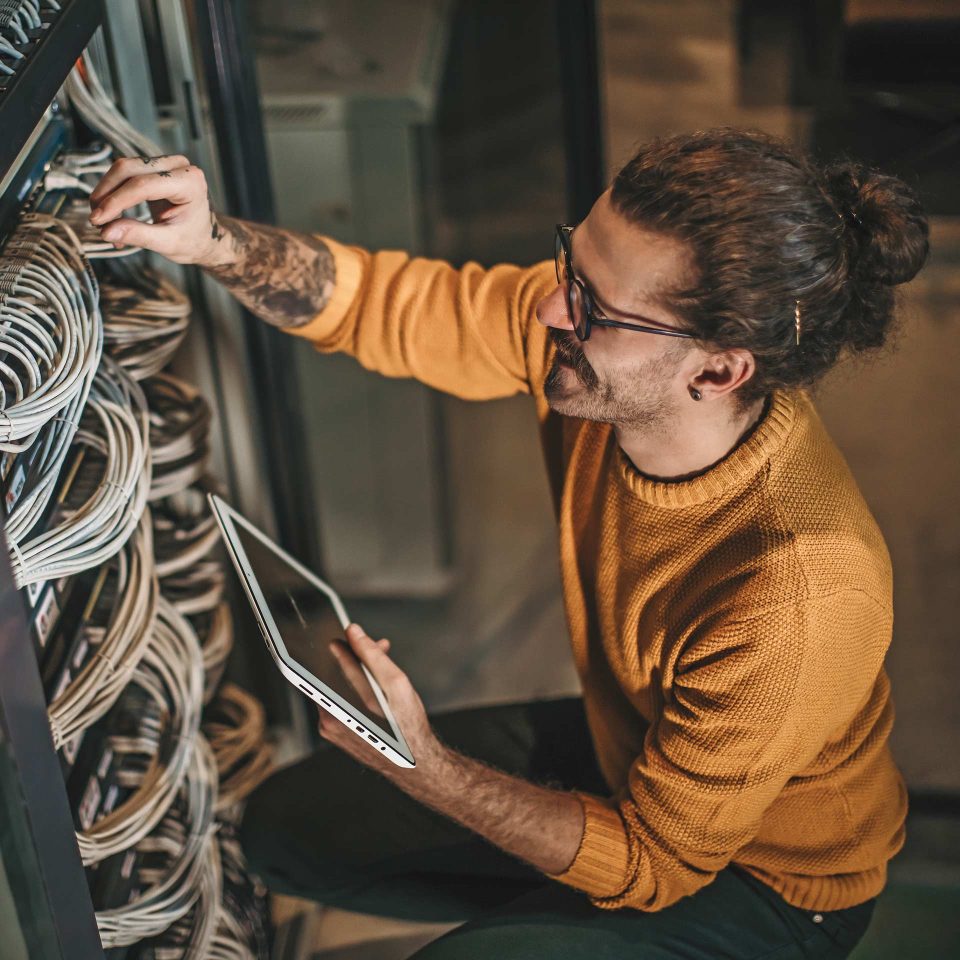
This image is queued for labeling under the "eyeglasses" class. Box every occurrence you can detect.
[554,224,695,343]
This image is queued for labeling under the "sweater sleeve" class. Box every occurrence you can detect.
[549,590,892,911]
[283,237,556,401]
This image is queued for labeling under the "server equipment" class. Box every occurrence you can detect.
[0,3,283,957]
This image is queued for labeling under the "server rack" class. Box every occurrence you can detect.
[0,2,287,956]
[0,8,107,958]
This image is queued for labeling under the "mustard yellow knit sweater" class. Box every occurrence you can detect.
[288,240,907,913]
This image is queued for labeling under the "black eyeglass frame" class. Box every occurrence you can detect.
[554,224,695,343]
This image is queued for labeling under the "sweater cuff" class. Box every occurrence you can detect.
[548,793,632,899]
[284,237,364,344]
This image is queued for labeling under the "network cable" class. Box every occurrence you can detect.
[195,601,234,705]
[95,737,218,948]
[47,511,158,751]
[203,683,273,815]
[146,376,210,500]
[9,356,151,587]
[64,51,164,159]
[102,267,191,381]
[0,214,102,453]
[75,596,204,866]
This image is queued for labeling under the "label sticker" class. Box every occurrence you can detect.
[26,580,45,606]
[62,732,83,766]
[79,777,101,830]
[33,588,60,649]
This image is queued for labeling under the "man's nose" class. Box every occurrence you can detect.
[535,284,575,331]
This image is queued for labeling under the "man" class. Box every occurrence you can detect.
[90,128,928,958]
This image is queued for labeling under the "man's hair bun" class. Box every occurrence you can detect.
[611,129,932,401]
[824,161,930,287]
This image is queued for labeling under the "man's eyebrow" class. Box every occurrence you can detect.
[577,263,676,328]
[570,229,677,328]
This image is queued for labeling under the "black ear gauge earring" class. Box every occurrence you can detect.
[689,387,702,401]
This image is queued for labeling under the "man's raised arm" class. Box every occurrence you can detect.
[90,154,554,401]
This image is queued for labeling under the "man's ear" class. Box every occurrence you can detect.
[689,348,756,400]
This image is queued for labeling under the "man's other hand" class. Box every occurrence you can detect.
[318,623,445,779]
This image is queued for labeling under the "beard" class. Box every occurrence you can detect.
[543,329,679,428]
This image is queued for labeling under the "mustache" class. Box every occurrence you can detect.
[548,328,599,390]
[549,329,583,365]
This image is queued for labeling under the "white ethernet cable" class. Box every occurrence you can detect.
[64,51,164,159]
[209,829,267,960]
[9,356,151,587]
[48,511,159,750]
[0,1,40,46]
[101,269,191,381]
[0,214,102,453]
[208,909,256,960]
[95,735,218,948]
[56,196,149,262]
[152,491,220,579]
[183,835,224,960]
[144,835,223,960]
[76,596,204,866]
[2,381,88,546]
[145,376,210,499]
[152,485,226,617]
[197,601,234,705]
[163,559,225,617]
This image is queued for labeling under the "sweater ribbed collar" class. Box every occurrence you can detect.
[615,390,798,509]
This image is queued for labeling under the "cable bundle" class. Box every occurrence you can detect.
[48,511,158,750]
[152,485,225,617]
[0,213,102,454]
[3,406,82,544]
[103,267,192,381]
[53,191,148,262]
[64,51,164,159]
[207,912,258,960]
[47,61,276,958]
[202,684,273,815]
[145,375,210,500]
[161,558,224,617]
[9,355,150,586]
[95,736,219,949]
[76,597,204,866]
[127,836,223,960]
[207,826,271,960]
[194,602,234,705]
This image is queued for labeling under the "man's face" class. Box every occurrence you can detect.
[537,191,697,428]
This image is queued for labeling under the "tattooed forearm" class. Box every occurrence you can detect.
[202,215,336,328]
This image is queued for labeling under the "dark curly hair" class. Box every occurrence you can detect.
[610,128,930,402]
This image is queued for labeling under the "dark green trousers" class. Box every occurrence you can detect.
[240,698,876,958]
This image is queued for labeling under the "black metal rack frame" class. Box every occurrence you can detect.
[0,2,107,957]
[0,0,105,176]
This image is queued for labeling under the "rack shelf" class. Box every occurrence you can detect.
[0,0,105,177]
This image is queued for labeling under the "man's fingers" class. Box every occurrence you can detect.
[90,167,202,225]
[98,217,193,259]
[345,624,404,686]
[330,640,366,692]
[89,154,191,206]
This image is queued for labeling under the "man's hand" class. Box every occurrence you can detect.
[318,624,447,778]
[88,156,336,329]
[317,623,586,877]
[89,155,230,267]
